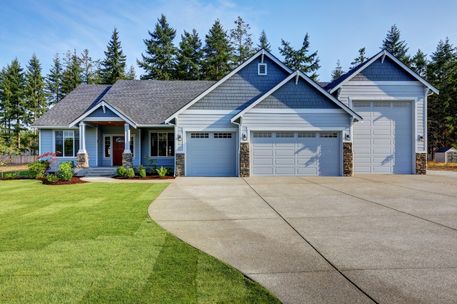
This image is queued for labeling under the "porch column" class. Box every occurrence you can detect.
[76,122,89,168]
[122,123,133,168]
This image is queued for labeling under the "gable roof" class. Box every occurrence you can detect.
[325,50,439,94]
[164,49,293,123]
[232,71,363,122]
[436,147,457,153]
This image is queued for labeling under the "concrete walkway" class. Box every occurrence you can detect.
[149,175,457,304]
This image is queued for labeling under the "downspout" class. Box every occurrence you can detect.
[166,118,177,177]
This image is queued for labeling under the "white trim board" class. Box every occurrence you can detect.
[329,50,439,94]
[165,49,292,123]
[248,109,345,114]
[69,101,138,128]
[232,71,363,122]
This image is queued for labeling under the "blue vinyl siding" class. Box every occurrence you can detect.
[85,126,97,167]
[255,78,339,109]
[87,107,120,118]
[189,56,289,110]
[351,57,416,81]
[39,129,53,154]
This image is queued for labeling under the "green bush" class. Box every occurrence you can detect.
[3,172,18,180]
[156,166,168,177]
[46,174,60,183]
[28,160,49,179]
[138,165,146,178]
[57,161,73,181]
[116,166,128,177]
[126,167,135,178]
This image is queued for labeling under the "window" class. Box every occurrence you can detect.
[320,132,338,138]
[258,63,267,75]
[298,132,316,138]
[104,136,111,158]
[150,132,174,157]
[55,130,79,157]
[214,133,232,139]
[253,132,272,138]
[190,132,209,138]
[276,132,294,138]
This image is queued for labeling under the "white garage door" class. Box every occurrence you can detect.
[353,101,412,174]
[251,131,341,176]
[186,132,236,176]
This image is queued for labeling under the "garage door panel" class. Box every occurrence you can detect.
[353,101,412,174]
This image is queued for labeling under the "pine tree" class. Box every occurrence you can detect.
[80,49,97,84]
[279,34,320,80]
[331,60,345,80]
[257,30,271,52]
[176,29,203,80]
[0,68,6,138]
[411,49,428,78]
[138,14,177,80]
[61,50,82,96]
[427,38,457,154]
[46,54,64,105]
[25,54,47,124]
[382,25,410,64]
[230,16,254,65]
[100,29,127,84]
[1,59,26,149]
[125,65,136,80]
[350,47,367,69]
[202,20,232,80]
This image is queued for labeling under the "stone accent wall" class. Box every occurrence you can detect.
[240,142,250,177]
[76,152,89,168]
[343,142,353,177]
[176,153,185,177]
[416,153,427,175]
[122,152,133,168]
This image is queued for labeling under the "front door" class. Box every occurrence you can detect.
[112,136,124,166]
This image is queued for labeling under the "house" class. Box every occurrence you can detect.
[434,147,457,163]
[33,49,438,177]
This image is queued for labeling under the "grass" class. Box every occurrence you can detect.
[0,180,279,304]
[428,161,457,171]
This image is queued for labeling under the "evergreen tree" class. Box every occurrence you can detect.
[61,50,82,96]
[80,49,97,84]
[331,60,345,80]
[46,54,64,105]
[0,67,6,138]
[100,29,127,84]
[279,34,320,80]
[25,54,47,124]
[350,47,367,69]
[126,65,136,80]
[230,16,254,65]
[257,30,271,52]
[410,49,428,78]
[382,25,410,64]
[427,38,457,154]
[1,59,26,149]
[176,29,203,80]
[202,20,232,80]
[138,14,177,80]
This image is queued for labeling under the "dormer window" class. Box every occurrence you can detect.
[258,63,267,75]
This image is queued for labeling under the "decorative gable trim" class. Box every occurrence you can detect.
[328,50,439,94]
[231,71,363,122]
[69,101,138,128]
[164,50,293,123]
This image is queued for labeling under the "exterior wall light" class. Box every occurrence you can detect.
[177,134,182,141]
[242,133,247,141]
[345,133,351,141]
[418,135,424,142]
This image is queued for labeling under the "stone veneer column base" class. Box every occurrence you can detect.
[343,142,353,177]
[122,152,133,168]
[240,142,250,177]
[416,153,427,175]
[176,153,185,177]
[76,152,89,168]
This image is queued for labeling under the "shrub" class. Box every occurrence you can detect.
[156,166,168,177]
[126,167,135,178]
[3,172,18,180]
[116,166,128,177]
[57,161,73,181]
[138,165,146,178]
[28,160,49,179]
[46,174,60,183]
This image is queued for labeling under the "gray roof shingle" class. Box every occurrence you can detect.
[33,80,215,127]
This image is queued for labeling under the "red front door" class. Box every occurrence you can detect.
[112,136,124,166]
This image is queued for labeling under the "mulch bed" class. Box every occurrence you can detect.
[113,176,175,180]
[43,176,88,185]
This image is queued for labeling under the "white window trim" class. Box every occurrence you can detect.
[258,63,267,75]
[149,130,175,158]
[103,134,136,164]
[54,130,79,158]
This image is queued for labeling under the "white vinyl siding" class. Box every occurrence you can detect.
[251,131,341,176]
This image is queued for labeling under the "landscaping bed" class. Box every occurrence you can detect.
[113,175,174,180]
[42,176,87,185]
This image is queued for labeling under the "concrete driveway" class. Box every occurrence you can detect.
[149,175,457,304]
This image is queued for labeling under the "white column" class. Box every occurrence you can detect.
[124,123,131,153]
[78,122,86,153]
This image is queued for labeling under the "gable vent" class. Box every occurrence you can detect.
[258,63,267,75]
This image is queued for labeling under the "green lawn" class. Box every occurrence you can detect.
[0,180,279,304]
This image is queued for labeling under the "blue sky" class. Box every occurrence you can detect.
[1,0,457,81]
